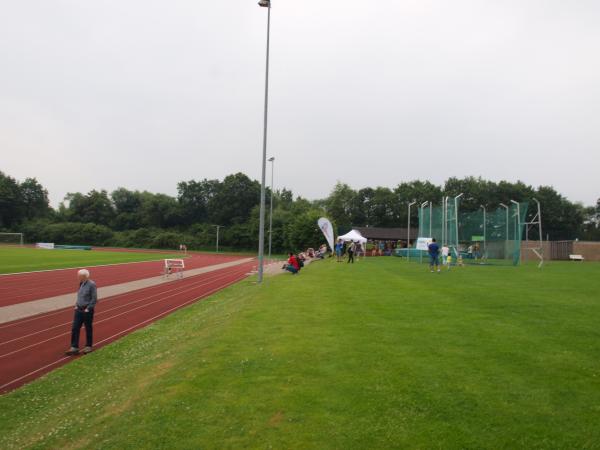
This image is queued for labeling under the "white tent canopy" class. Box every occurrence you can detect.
[337,229,367,243]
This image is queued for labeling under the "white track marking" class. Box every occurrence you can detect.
[0,269,248,392]
[0,266,251,358]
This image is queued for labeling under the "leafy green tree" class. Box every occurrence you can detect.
[208,173,260,225]
[20,178,50,220]
[0,171,24,228]
[325,182,356,231]
[139,193,181,228]
[284,209,327,252]
[177,179,220,225]
[62,190,115,226]
[111,188,144,230]
[393,180,443,227]
[533,186,584,240]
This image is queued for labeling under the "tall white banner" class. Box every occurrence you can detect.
[317,217,335,252]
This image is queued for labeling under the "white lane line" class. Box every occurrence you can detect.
[0,266,251,358]
[0,266,247,346]
[0,270,249,392]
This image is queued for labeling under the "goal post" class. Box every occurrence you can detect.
[0,233,24,246]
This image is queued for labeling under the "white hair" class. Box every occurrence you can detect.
[78,269,90,278]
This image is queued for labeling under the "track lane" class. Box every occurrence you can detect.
[0,260,256,393]
[0,253,244,307]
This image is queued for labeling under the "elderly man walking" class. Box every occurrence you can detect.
[66,269,97,355]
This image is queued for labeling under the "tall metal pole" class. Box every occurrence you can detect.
[268,156,275,262]
[480,205,486,258]
[442,196,447,245]
[500,203,509,260]
[214,225,222,253]
[454,193,463,253]
[444,196,449,246]
[533,197,543,257]
[500,203,509,239]
[407,201,416,262]
[257,0,271,283]
[429,201,432,238]
[420,201,428,264]
[511,200,521,264]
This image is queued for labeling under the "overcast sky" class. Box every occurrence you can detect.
[1,0,599,207]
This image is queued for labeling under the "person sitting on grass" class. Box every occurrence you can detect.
[428,238,441,273]
[283,252,300,274]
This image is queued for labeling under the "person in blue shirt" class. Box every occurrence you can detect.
[428,238,441,273]
[335,239,344,262]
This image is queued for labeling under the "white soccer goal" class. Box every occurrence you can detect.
[0,232,24,246]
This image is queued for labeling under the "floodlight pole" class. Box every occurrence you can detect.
[533,197,543,257]
[420,201,428,264]
[480,205,486,258]
[268,156,275,262]
[257,0,271,283]
[499,203,509,239]
[407,201,416,262]
[510,199,521,264]
[499,203,509,260]
[213,225,223,253]
[429,201,433,238]
[454,193,463,253]
[441,197,445,245]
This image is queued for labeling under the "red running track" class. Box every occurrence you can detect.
[0,260,256,394]
[0,253,245,307]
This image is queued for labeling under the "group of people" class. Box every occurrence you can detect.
[427,239,463,272]
[334,239,364,264]
[369,240,402,256]
[283,244,329,275]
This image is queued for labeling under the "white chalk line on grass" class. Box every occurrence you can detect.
[0,269,250,392]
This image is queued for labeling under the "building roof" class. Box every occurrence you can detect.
[352,226,418,240]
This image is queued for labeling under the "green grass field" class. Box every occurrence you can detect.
[0,247,182,274]
[1,258,600,449]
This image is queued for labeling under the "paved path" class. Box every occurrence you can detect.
[0,258,254,324]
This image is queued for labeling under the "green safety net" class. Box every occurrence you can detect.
[414,200,529,266]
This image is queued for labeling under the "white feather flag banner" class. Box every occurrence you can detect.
[317,217,335,252]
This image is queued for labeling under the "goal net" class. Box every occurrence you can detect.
[0,233,24,246]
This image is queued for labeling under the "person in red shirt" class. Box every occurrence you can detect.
[284,252,300,274]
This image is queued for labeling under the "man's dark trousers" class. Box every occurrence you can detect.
[71,308,94,348]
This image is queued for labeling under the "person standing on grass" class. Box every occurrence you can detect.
[66,269,97,355]
[335,239,344,262]
[428,238,441,273]
[441,243,450,266]
[347,241,356,264]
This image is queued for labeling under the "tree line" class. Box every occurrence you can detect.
[1,170,598,251]
[326,178,600,241]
